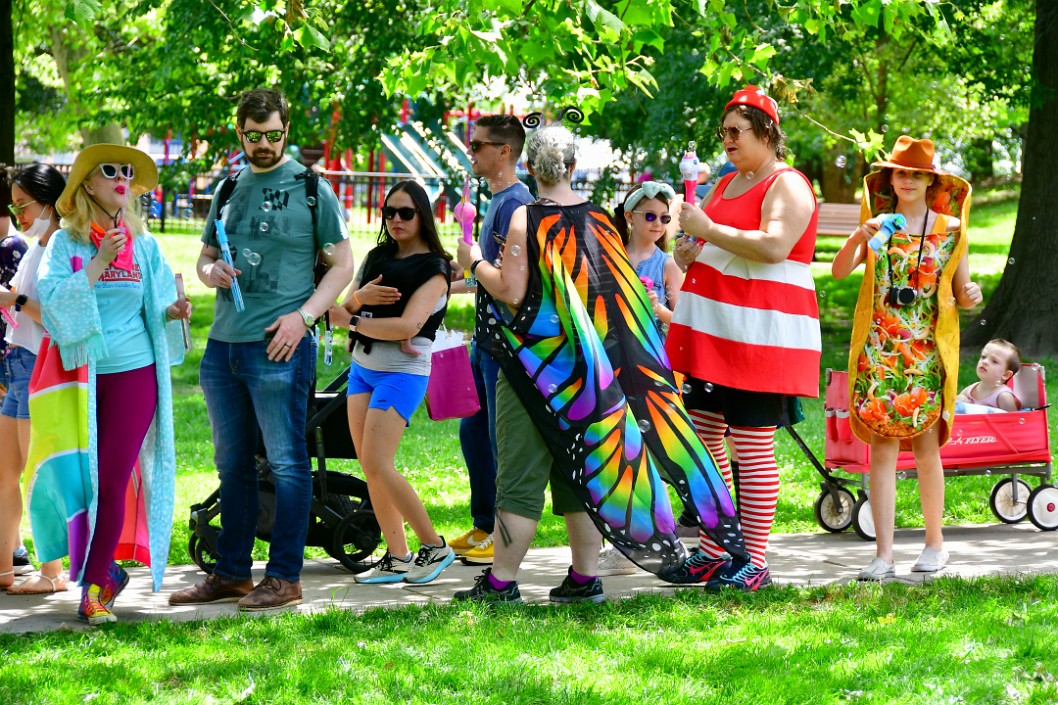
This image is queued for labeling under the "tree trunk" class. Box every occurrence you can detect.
[963,0,1058,357]
[0,0,13,165]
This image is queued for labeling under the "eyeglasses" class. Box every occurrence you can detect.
[383,206,418,221]
[715,125,754,142]
[242,129,286,144]
[632,211,672,224]
[7,200,38,217]
[469,140,505,153]
[97,163,135,180]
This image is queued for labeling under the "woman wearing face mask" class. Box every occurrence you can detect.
[32,145,189,624]
[0,164,65,593]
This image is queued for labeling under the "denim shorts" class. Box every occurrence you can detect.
[1,346,37,420]
[346,362,428,424]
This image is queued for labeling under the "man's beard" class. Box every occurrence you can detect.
[248,147,282,168]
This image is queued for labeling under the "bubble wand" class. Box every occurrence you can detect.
[678,141,701,244]
[452,177,477,285]
[214,220,245,312]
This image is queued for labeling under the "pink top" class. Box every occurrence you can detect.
[967,382,1020,409]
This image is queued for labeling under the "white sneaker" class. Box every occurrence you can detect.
[355,552,413,584]
[857,557,895,581]
[596,547,637,577]
[403,539,456,584]
[911,547,949,573]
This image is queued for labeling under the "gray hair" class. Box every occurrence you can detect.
[526,126,576,185]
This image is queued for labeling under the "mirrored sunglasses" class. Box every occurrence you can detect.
[97,163,135,180]
[383,206,418,221]
[7,200,38,217]
[243,129,286,144]
[632,210,672,224]
[469,140,505,153]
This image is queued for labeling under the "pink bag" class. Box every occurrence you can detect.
[425,329,481,421]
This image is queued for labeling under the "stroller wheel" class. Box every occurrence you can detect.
[327,509,382,573]
[1027,485,1058,531]
[851,496,876,541]
[188,535,218,574]
[989,478,1031,524]
[813,487,855,533]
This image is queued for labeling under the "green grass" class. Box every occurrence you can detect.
[1,576,1057,704]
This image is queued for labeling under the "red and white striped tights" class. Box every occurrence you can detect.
[689,410,779,568]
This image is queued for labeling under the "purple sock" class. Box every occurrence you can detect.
[488,572,513,590]
[570,568,594,584]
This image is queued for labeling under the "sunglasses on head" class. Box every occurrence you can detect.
[632,210,672,224]
[97,163,135,180]
[469,140,505,154]
[383,206,418,221]
[242,129,286,144]
[7,200,38,217]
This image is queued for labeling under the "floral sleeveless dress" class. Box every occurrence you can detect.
[852,216,956,438]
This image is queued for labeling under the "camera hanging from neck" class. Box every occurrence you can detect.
[885,209,929,300]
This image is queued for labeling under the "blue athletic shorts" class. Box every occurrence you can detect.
[346,363,429,424]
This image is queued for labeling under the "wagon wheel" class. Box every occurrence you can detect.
[851,496,875,541]
[1027,485,1058,532]
[188,535,217,575]
[813,487,855,533]
[989,478,1032,524]
[327,509,382,573]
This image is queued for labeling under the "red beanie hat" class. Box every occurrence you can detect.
[724,85,780,125]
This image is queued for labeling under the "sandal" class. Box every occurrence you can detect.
[0,570,13,591]
[6,572,68,595]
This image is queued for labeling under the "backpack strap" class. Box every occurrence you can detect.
[209,171,241,240]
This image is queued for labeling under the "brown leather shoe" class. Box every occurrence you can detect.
[237,576,302,612]
[168,573,254,605]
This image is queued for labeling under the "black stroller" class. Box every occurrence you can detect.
[187,369,382,574]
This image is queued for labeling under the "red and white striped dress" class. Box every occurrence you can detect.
[666,169,821,398]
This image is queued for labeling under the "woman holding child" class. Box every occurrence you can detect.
[831,135,983,581]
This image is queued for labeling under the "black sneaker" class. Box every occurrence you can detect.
[658,552,730,585]
[705,559,772,592]
[453,568,522,604]
[549,567,605,604]
[13,547,32,576]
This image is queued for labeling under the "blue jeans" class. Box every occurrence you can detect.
[200,336,316,582]
[1,346,37,420]
[457,342,500,533]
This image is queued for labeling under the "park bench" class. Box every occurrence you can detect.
[816,202,861,239]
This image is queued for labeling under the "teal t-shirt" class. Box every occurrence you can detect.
[201,160,349,342]
[94,260,154,374]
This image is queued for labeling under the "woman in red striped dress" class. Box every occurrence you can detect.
[663,86,820,591]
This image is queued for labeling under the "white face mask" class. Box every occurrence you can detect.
[23,206,53,239]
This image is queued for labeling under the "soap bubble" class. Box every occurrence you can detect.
[241,249,262,266]
[493,258,502,267]
[835,155,847,169]
[819,290,827,298]
[1008,257,1015,265]
[510,245,522,256]
[681,383,692,394]
[548,384,557,394]
[550,314,560,323]
[703,382,714,393]
[259,222,269,233]
[262,201,272,212]
[637,419,652,433]
[306,196,317,207]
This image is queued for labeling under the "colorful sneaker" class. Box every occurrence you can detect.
[449,528,490,556]
[101,562,130,610]
[658,552,730,585]
[460,534,494,565]
[354,552,414,584]
[403,539,455,584]
[78,584,117,625]
[596,547,637,577]
[453,568,522,604]
[549,568,605,604]
[706,560,772,592]
[13,546,33,576]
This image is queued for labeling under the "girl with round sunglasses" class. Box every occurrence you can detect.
[0,164,67,594]
[329,180,457,586]
[613,181,684,335]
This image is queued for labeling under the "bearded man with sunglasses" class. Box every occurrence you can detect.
[447,114,535,566]
[170,88,353,612]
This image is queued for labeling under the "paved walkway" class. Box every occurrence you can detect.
[2,523,1055,634]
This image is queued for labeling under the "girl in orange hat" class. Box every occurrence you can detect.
[832,136,983,581]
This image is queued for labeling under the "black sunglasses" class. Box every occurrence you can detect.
[383,206,418,221]
[243,129,285,144]
[632,210,672,224]
[97,163,134,180]
[469,140,505,153]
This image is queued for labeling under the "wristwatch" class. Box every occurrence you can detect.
[470,259,484,275]
[14,294,27,312]
[350,314,361,330]
[296,307,316,327]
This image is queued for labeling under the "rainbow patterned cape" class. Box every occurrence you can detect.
[483,202,747,573]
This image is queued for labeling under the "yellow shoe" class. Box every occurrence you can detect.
[460,534,494,564]
[449,528,490,556]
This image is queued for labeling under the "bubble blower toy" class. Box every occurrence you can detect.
[214,219,245,313]
[453,177,477,286]
[639,275,655,290]
[679,142,702,244]
[1,306,17,331]
[174,273,193,351]
[867,213,907,254]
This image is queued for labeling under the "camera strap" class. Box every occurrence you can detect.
[885,210,929,291]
